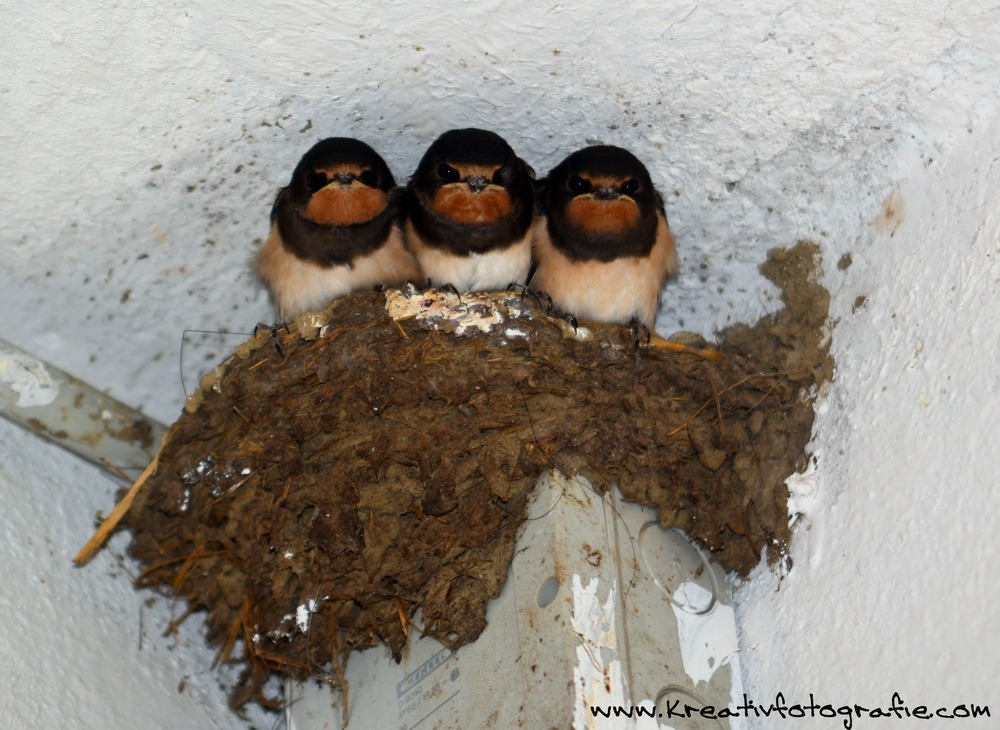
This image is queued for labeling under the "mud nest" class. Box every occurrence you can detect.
[123,241,831,707]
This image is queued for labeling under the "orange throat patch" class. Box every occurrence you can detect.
[565,196,640,234]
[304,186,387,226]
[431,185,513,225]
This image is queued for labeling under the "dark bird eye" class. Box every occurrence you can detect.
[305,172,328,193]
[568,174,591,194]
[438,163,461,183]
[360,169,380,187]
[491,168,506,186]
[622,178,640,195]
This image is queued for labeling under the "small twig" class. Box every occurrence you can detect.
[648,335,724,362]
[163,604,196,637]
[665,373,784,438]
[137,549,227,585]
[207,473,253,505]
[213,593,249,668]
[99,458,132,483]
[711,375,725,438]
[171,550,206,592]
[748,374,788,411]
[329,632,350,728]
[394,596,409,638]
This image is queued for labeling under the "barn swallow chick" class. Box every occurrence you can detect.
[405,128,535,292]
[530,145,678,330]
[256,137,421,321]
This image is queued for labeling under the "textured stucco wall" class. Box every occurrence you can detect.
[2,1,998,727]
[0,418,273,728]
[734,67,1000,724]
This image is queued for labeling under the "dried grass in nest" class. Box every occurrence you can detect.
[115,241,830,708]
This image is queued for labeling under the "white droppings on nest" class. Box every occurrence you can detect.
[295,599,320,634]
[293,310,334,340]
[179,455,215,484]
[186,360,229,414]
[384,284,529,336]
[382,284,607,344]
[267,614,297,642]
[566,323,592,341]
[265,599,321,641]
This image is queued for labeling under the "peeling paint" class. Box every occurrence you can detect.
[571,575,624,729]
[0,350,58,407]
[571,574,668,728]
[671,581,739,687]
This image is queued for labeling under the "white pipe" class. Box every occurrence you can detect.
[0,337,167,479]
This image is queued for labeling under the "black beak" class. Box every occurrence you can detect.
[334,173,356,185]
[593,186,619,200]
[466,176,489,193]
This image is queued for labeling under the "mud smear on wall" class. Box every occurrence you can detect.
[123,240,831,707]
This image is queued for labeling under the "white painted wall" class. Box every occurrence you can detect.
[735,56,1000,726]
[0,419,275,729]
[1,1,997,727]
